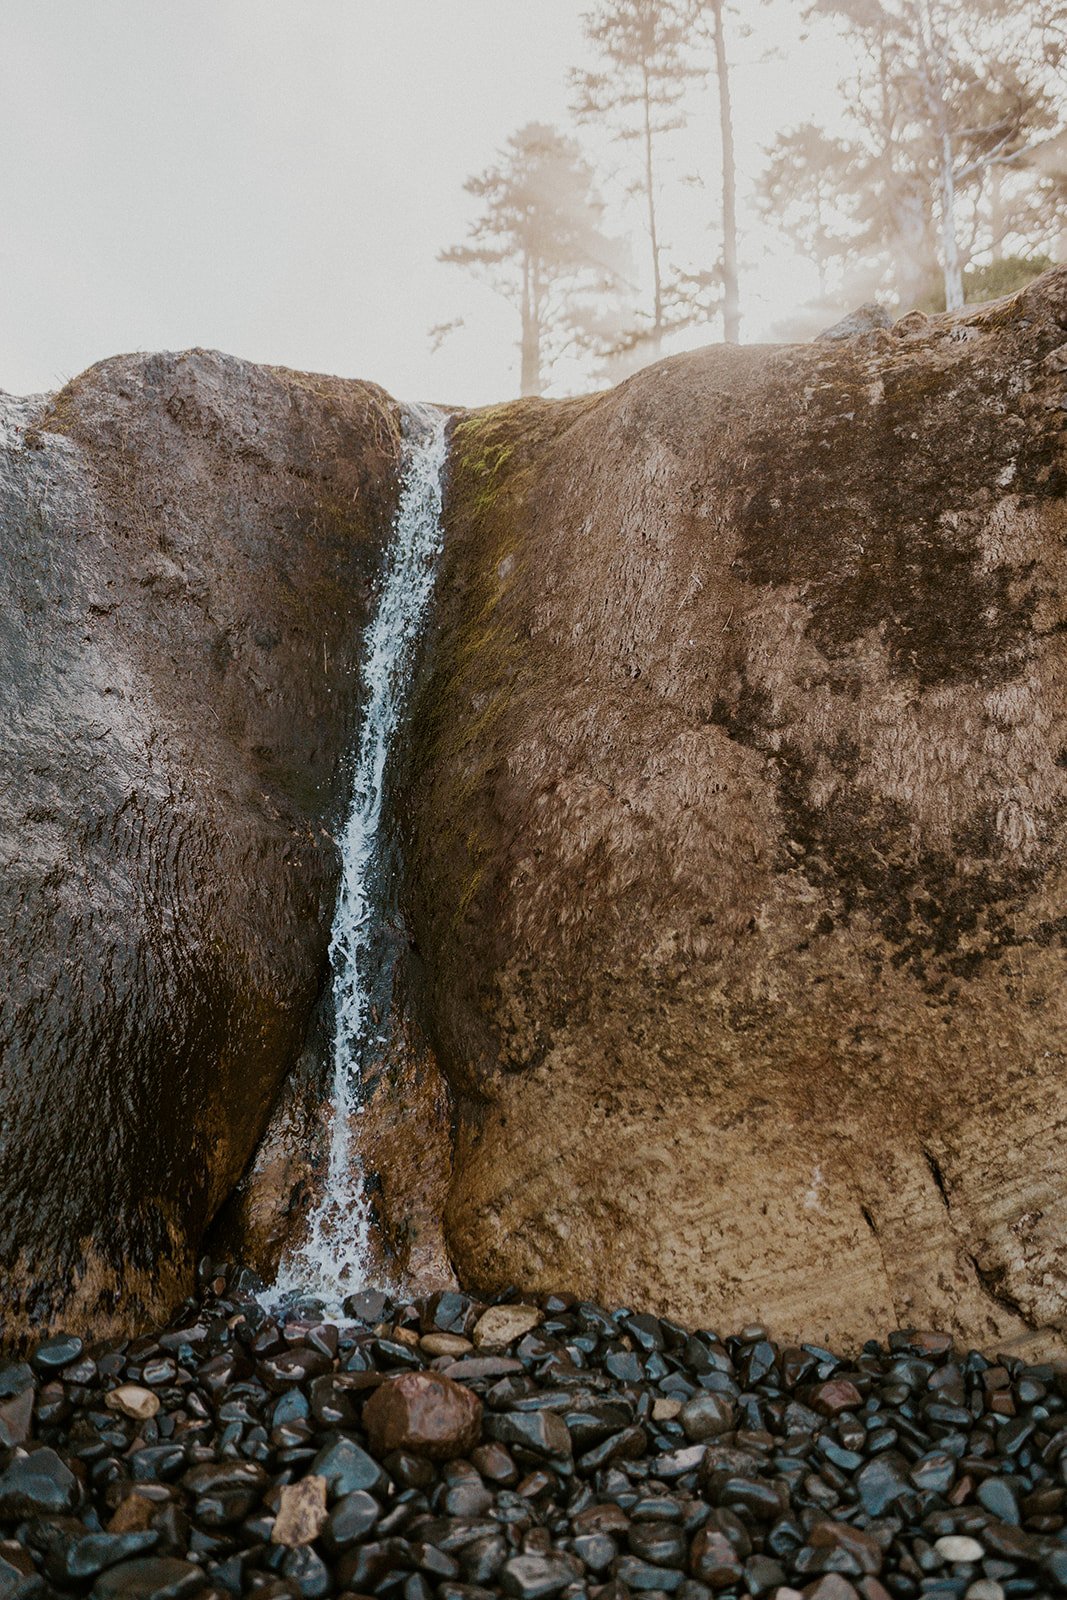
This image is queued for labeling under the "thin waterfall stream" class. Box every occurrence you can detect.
[264,402,448,1316]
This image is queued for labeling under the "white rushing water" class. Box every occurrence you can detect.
[264,403,448,1316]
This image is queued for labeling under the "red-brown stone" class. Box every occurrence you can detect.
[361,1371,482,1460]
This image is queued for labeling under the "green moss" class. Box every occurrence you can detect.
[407,394,599,932]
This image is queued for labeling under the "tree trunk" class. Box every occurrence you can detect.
[641,61,664,350]
[917,0,964,311]
[519,252,542,397]
[712,0,740,343]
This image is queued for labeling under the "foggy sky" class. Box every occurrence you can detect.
[0,0,847,404]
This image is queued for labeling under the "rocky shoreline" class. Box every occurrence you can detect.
[0,1266,1062,1600]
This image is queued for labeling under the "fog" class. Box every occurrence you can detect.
[0,1,1060,403]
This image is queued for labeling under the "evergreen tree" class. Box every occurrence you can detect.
[796,0,1065,311]
[570,0,712,355]
[438,123,626,397]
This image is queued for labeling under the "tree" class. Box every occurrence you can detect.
[758,123,862,300]
[682,0,744,341]
[438,124,626,397]
[806,0,1065,311]
[570,0,709,354]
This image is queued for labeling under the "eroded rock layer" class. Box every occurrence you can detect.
[0,350,402,1337]
[407,270,1067,1352]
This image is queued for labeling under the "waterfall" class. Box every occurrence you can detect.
[264,402,447,1316]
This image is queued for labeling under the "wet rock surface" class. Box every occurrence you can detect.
[0,1263,1063,1599]
[0,351,422,1338]
[407,267,1067,1348]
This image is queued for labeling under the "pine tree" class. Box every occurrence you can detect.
[803,0,1065,311]
[438,124,626,397]
[570,0,709,355]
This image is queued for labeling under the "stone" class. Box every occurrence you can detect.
[0,352,409,1336]
[485,1409,572,1461]
[808,1381,863,1417]
[680,1393,735,1441]
[309,1436,388,1497]
[815,302,895,341]
[106,1386,161,1423]
[0,1448,79,1517]
[933,1536,984,1563]
[91,1556,205,1599]
[809,1521,882,1576]
[501,1553,578,1599]
[409,268,1067,1347]
[473,1305,543,1347]
[976,1477,1019,1523]
[420,1332,473,1357]
[362,1371,482,1460]
[270,1475,328,1546]
[689,1527,744,1588]
[108,1495,159,1535]
[0,1392,33,1449]
[321,1488,381,1553]
[52,1531,159,1583]
[803,1580,861,1600]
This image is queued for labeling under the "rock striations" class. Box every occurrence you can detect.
[0,350,403,1339]
[3,271,1067,1353]
[406,269,1067,1353]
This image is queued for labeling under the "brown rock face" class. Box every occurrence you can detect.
[0,350,403,1339]
[362,1371,483,1459]
[407,269,1067,1352]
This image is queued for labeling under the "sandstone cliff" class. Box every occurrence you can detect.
[406,269,1067,1353]
[0,350,401,1337]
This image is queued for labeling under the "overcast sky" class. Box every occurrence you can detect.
[0,0,851,404]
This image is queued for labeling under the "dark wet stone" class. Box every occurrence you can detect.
[51,1529,159,1582]
[808,1380,864,1417]
[444,1478,495,1517]
[616,1553,686,1591]
[706,1473,783,1521]
[486,1410,572,1461]
[622,1314,667,1352]
[0,1393,33,1450]
[32,1334,83,1373]
[654,1443,708,1478]
[605,1351,645,1384]
[182,1460,268,1498]
[0,1448,79,1518]
[500,1552,577,1598]
[577,1424,648,1473]
[0,1368,33,1402]
[680,1394,735,1442]
[311,1435,388,1497]
[342,1287,391,1323]
[129,1445,186,1482]
[279,1544,331,1597]
[364,1370,482,1460]
[573,1531,616,1573]
[857,1453,912,1516]
[461,1533,508,1583]
[689,1525,744,1587]
[91,1556,205,1599]
[321,1486,381,1552]
[745,1553,787,1594]
[977,1477,1020,1524]
[257,1347,332,1389]
[627,1520,688,1567]
[809,1519,884,1575]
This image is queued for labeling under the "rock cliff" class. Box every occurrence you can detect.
[0,350,401,1337]
[6,271,1067,1353]
[407,269,1067,1352]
